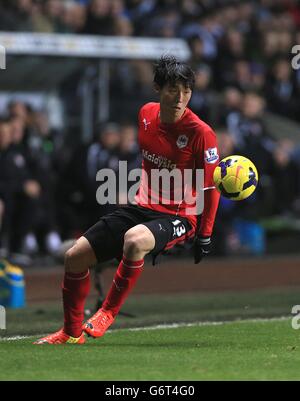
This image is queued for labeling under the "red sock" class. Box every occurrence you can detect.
[62,270,90,337]
[102,257,144,317]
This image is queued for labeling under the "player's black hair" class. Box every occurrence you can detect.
[153,55,195,90]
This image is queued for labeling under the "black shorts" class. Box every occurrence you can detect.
[83,204,195,264]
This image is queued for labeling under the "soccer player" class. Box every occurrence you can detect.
[34,55,220,344]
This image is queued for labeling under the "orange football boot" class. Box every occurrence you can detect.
[33,329,85,345]
[83,308,115,338]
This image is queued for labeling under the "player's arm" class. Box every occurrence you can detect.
[194,127,220,263]
[199,186,220,236]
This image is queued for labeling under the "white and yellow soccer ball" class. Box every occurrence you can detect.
[213,155,258,201]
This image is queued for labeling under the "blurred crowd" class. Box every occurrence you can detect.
[0,0,300,121]
[0,104,141,260]
[0,0,300,260]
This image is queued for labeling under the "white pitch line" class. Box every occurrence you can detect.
[0,334,45,342]
[111,316,290,334]
[0,316,290,342]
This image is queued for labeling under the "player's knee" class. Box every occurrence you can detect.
[64,236,97,272]
[64,246,81,272]
[64,241,91,272]
[123,226,154,255]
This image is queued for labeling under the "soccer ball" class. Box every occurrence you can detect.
[213,155,258,201]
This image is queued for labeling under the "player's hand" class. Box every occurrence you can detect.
[194,236,211,264]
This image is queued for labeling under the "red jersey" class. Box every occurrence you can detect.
[135,102,220,236]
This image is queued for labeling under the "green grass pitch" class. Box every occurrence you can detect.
[1,288,300,380]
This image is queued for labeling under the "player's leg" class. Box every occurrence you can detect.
[84,215,194,339]
[64,236,97,273]
[84,224,155,337]
[62,236,97,336]
[34,213,129,345]
[96,216,194,327]
[101,224,155,313]
[123,223,156,260]
[34,236,97,344]
[35,206,143,343]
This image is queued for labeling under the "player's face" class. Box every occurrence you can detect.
[158,82,192,122]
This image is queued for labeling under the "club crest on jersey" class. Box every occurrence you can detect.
[176,134,188,149]
[205,147,219,164]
